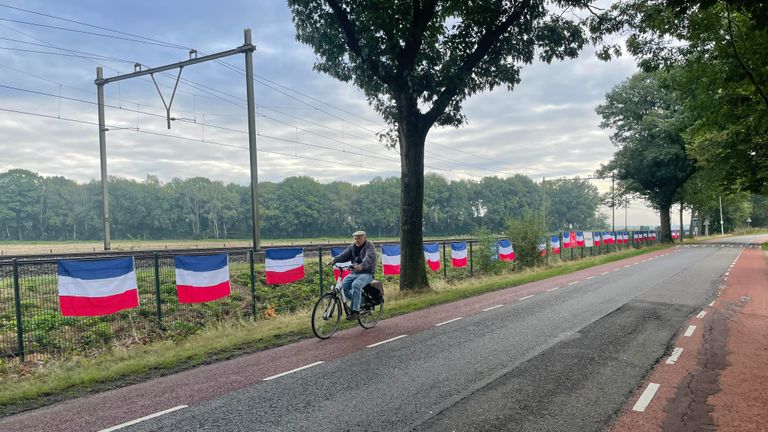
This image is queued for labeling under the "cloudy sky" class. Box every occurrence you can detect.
[0,0,680,227]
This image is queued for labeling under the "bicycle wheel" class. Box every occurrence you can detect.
[311,293,342,339]
[358,300,383,329]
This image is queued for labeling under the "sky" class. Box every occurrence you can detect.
[0,0,684,228]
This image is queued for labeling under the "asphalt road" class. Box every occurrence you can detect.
[117,243,741,432]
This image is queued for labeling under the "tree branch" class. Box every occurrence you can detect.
[423,0,532,126]
[325,0,396,87]
[725,5,768,109]
[401,0,439,71]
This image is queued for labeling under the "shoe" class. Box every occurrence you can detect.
[346,311,360,321]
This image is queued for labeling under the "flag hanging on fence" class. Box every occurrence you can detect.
[594,232,602,247]
[576,232,585,247]
[174,254,231,304]
[498,239,516,261]
[423,243,441,271]
[265,248,305,284]
[604,231,614,245]
[330,247,352,281]
[538,238,547,256]
[382,244,401,275]
[550,235,561,254]
[451,242,467,268]
[562,233,571,249]
[57,257,139,317]
[583,231,594,248]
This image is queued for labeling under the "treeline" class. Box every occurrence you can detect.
[0,169,607,241]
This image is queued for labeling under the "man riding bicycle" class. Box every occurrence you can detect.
[328,230,377,320]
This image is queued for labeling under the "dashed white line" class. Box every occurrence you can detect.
[725,272,730,276]
[601,272,609,275]
[624,265,631,268]
[709,300,715,307]
[546,287,560,292]
[263,361,324,381]
[436,317,464,326]
[482,304,504,312]
[586,276,594,280]
[367,335,408,348]
[98,405,188,431]
[723,277,728,281]
[519,295,535,301]
[632,383,661,412]
[684,325,696,337]
[568,281,579,286]
[696,311,707,319]
[665,347,684,365]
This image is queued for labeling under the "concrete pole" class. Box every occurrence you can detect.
[244,29,261,251]
[96,67,111,250]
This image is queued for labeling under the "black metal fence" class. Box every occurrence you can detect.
[0,232,657,363]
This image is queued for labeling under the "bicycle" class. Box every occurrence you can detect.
[311,266,384,339]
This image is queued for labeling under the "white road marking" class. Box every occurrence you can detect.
[684,325,696,337]
[624,265,631,268]
[568,281,579,285]
[519,295,535,301]
[546,286,560,292]
[632,383,661,412]
[709,300,715,307]
[98,406,188,431]
[482,304,504,312]
[263,361,324,381]
[436,317,464,326]
[665,347,684,365]
[725,272,730,276]
[723,277,728,281]
[697,311,707,319]
[586,276,594,280]
[601,272,609,275]
[366,335,407,348]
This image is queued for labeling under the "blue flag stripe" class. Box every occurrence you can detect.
[57,257,134,280]
[451,242,466,251]
[330,247,346,257]
[381,244,400,255]
[423,243,439,253]
[265,248,303,260]
[174,254,228,272]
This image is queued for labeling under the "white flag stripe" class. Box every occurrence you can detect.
[175,266,230,286]
[451,248,467,259]
[425,251,440,261]
[265,255,304,271]
[58,272,137,297]
[499,245,514,255]
[382,254,400,265]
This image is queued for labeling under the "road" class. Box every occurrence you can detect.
[2,236,761,432]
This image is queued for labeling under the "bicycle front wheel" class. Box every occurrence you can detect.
[311,293,342,339]
[358,301,383,329]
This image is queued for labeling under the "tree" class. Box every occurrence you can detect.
[596,71,695,242]
[0,169,42,240]
[543,178,602,231]
[287,0,599,290]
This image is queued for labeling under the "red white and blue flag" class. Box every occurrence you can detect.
[562,233,571,249]
[498,239,516,261]
[604,232,614,245]
[265,248,305,284]
[538,238,547,256]
[423,243,441,272]
[594,232,602,247]
[550,235,561,254]
[382,244,401,275]
[451,242,467,268]
[57,257,139,317]
[576,232,585,247]
[330,247,351,281]
[174,254,230,304]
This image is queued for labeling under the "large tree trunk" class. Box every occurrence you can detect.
[659,203,672,243]
[398,114,429,291]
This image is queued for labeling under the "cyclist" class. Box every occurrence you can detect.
[328,230,377,320]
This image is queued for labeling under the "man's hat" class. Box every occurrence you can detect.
[352,230,366,236]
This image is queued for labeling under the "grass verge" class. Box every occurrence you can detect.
[0,244,668,416]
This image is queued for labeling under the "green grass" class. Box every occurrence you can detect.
[762,242,768,251]
[0,243,668,415]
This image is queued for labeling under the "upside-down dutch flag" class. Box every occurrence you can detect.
[423,243,441,272]
[604,231,614,245]
[562,232,571,249]
[330,247,352,281]
[57,257,139,317]
[451,242,467,268]
[576,231,585,247]
[174,254,231,303]
[382,244,401,275]
[265,248,304,284]
[594,232,602,247]
[498,239,516,261]
[550,235,561,254]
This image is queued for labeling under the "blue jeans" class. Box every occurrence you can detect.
[342,272,373,312]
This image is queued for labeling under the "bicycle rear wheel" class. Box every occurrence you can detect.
[311,293,342,339]
[358,301,383,329]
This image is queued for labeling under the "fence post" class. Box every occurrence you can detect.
[469,241,474,276]
[153,253,163,329]
[249,249,257,318]
[318,246,324,297]
[12,258,24,363]
[442,241,447,278]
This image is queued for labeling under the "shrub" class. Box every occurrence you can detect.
[505,210,547,268]
[473,227,503,275]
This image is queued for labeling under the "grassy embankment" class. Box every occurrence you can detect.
[0,243,668,415]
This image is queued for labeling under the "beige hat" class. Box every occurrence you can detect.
[352,230,366,236]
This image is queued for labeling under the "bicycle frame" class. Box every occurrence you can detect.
[324,271,352,319]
